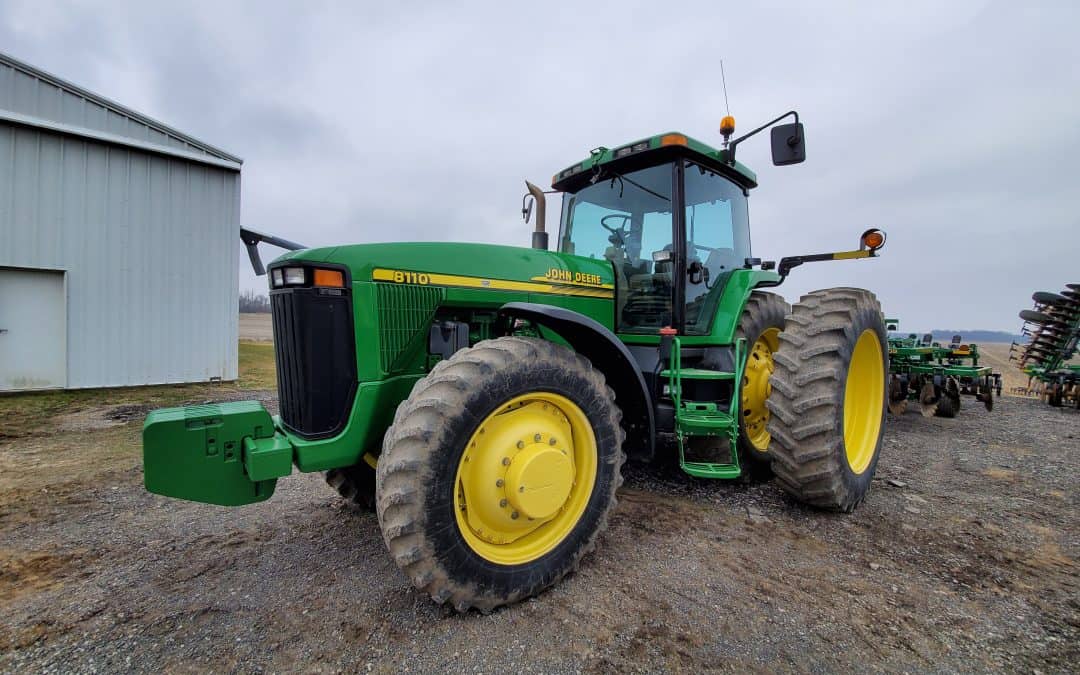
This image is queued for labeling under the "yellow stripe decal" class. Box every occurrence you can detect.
[833,250,871,261]
[372,268,613,299]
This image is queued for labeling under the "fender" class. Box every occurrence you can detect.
[707,269,784,343]
[499,302,655,461]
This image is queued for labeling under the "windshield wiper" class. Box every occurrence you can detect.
[593,169,670,203]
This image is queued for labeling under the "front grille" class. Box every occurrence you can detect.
[271,284,357,438]
[375,283,445,373]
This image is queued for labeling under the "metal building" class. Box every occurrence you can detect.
[0,52,242,391]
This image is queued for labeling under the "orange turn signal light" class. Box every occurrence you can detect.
[861,229,886,251]
[660,133,688,147]
[313,269,345,288]
[720,116,736,135]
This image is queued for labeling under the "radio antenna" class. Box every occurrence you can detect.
[719,60,735,147]
[720,59,731,116]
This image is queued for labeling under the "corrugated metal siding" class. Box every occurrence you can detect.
[0,122,239,388]
[0,52,240,164]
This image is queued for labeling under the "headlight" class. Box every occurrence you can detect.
[271,269,284,287]
[283,267,305,285]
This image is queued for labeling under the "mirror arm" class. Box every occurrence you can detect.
[240,227,306,276]
[723,110,800,164]
[757,246,877,289]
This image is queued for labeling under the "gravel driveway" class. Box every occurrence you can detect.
[1,394,1076,673]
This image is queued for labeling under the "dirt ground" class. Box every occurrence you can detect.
[1,344,1077,673]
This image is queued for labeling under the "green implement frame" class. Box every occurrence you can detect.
[886,324,999,416]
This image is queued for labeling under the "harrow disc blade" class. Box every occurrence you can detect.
[1019,309,1055,324]
[978,384,994,412]
[1032,291,1070,306]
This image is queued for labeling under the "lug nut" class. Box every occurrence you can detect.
[500,499,507,507]
[516,440,525,449]
[510,511,519,520]
[496,479,504,487]
[534,433,542,442]
[549,438,557,446]
[502,457,510,466]
[519,486,525,493]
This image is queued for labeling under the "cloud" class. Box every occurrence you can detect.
[2,0,1077,331]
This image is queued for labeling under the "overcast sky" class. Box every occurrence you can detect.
[3,0,1077,332]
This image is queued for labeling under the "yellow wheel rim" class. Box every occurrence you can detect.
[741,327,780,452]
[843,329,885,474]
[453,392,597,565]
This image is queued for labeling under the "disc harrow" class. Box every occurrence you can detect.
[1011,283,1080,408]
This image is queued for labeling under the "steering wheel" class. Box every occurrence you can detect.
[600,214,632,246]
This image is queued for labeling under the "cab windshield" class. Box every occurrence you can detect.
[558,163,674,333]
[558,160,751,335]
[683,161,751,333]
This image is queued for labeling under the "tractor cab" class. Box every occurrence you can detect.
[549,133,759,336]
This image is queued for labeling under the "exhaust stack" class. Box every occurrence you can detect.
[525,181,548,250]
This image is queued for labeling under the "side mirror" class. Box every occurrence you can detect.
[522,194,535,224]
[770,122,806,166]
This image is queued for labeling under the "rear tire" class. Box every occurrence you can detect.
[934,377,960,418]
[735,291,790,481]
[766,288,888,512]
[325,462,377,510]
[934,392,959,418]
[376,336,625,612]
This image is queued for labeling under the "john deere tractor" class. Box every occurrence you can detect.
[144,112,890,612]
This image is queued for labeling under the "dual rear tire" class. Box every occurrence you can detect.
[764,288,888,512]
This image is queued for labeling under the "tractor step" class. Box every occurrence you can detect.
[662,334,748,480]
[676,402,735,433]
[680,461,742,479]
[659,367,735,381]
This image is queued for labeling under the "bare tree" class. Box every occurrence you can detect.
[239,289,271,313]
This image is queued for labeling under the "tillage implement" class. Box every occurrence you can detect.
[143,112,890,611]
[1012,285,1080,408]
[885,321,1000,417]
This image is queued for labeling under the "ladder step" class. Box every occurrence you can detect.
[677,404,735,432]
[660,368,736,380]
[680,462,742,479]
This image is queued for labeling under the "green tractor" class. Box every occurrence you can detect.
[144,112,890,612]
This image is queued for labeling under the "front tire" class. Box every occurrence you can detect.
[376,336,625,612]
[766,288,888,512]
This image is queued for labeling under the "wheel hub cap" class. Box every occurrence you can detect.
[505,444,573,520]
[453,393,598,565]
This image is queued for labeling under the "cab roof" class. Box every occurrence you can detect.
[551,131,758,193]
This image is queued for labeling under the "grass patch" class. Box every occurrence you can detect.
[0,341,276,440]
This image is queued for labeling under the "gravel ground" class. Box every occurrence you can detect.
[1,393,1077,673]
